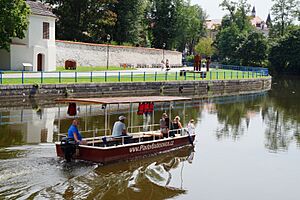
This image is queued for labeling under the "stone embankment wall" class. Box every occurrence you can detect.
[56,41,182,67]
[0,78,272,100]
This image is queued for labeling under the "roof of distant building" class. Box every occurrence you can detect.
[205,19,222,30]
[26,0,56,18]
[250,16,263,26]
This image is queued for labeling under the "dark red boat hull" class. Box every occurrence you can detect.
[56,135,195,164]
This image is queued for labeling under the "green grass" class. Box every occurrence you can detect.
[56,66,136,72]
[0,70,270,85]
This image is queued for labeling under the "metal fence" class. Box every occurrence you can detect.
[0,69,269,85]
[210,63,269,76]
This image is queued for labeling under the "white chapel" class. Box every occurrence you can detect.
[0,0,56,71]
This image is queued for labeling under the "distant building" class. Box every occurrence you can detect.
[250,6,270,36]
[0,0,56,71]
[205,19,222,40]
[205,6,270,39]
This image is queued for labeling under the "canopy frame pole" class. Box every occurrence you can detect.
[169,101,172,138]
[152,103,155,131]
[104,104,108,136]
[108,104,110,136]
[58,103,61,141]
[183,101,186,136]
[129,103,133,133]
[85,104,88,132]
[130,103,133,133]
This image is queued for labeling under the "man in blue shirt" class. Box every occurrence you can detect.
[68,119,87,145]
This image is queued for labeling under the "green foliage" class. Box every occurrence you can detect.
[237,31,268,66]
[215,24,244,64]
[44,0,117,43]
[195,37,214,56]
[151,0,180,49]
[186,55,194,62]
[113,0,147,45]
[0,0,30,51]
[270,0,299,37]
[269,27,300,74]
[219,0,252,31]
[214,0,268,66]
[175,2,207,53]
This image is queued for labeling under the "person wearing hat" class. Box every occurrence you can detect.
[112,116,128,137]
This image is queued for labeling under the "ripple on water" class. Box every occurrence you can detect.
[0,144,97,200]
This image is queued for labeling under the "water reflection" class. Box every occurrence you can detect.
[214,96,263,140]
[49,147,194,200]
[2,78,300,199]
[262,78,300,152]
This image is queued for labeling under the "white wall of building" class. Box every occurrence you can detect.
[56,41,182,67]
[10,44,33,70]
[28,15,56,71]
[5,15,56,71]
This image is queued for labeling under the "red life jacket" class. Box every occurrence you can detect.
[137,103,145,115]
[148,102,154,113]
[67,103,77,116]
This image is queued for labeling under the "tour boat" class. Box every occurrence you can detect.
[55,96,196,164]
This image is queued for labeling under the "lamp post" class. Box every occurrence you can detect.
[162,43,166,62]
[106,34,111,70]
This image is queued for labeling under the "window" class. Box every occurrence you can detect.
[43,22,50,39]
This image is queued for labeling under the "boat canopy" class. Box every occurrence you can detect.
[56,96,191,105]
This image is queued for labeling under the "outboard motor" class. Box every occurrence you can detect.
[60,137,76,162]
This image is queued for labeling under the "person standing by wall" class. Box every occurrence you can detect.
[166,59,170,71]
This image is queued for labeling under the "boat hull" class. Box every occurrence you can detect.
[56,134,195,164]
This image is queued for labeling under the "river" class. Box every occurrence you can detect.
[0,77,299,200]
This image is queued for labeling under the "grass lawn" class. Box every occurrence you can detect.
[0,70,269,85]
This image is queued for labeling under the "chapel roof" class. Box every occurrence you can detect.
[26,0,56,18]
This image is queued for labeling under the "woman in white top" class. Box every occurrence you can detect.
[187,119,195,134]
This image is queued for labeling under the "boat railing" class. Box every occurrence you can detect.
[168,128,188,137]
[58,128,111,141]
[127,124,161,133]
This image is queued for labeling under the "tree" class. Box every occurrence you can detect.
[214,24,244,64]
[237,31,268,66]
[44,0,117,43]
[270,0,299,37]
[151,0,183,49]
[175,3,207,53]
[219,0,252,32]
[214,0,254,64]
[195,37,214,57]
[113,0,148,46]
[269,27,300,74]
[0,0,30,51]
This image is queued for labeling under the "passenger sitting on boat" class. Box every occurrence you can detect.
[68,119,87,145]
[187,119,195,134]
[170,116,183,137]
[112,116,128,137]
[160,113,169,138]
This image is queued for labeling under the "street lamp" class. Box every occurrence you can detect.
[162,43,166,62]
[106,34,111,70]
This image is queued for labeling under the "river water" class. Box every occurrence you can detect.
[0,77,300,200]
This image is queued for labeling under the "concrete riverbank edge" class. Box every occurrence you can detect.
[0,78,272,99]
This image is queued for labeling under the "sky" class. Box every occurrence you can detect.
[191,0,273,20]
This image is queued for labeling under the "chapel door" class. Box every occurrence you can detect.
[37,54,43,71]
